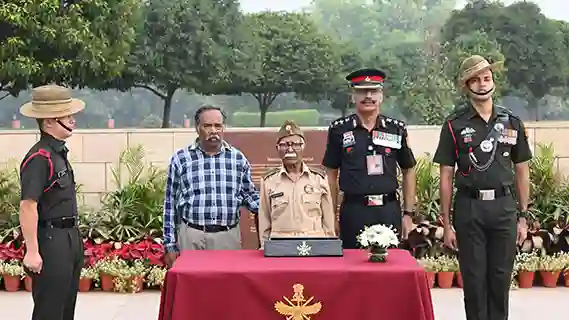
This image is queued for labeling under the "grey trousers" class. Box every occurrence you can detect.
[177,223,242,250]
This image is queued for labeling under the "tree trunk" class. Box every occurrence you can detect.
[162,88,177,128]
[253,92,279,127]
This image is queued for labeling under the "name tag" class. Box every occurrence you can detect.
[372,131,402,149]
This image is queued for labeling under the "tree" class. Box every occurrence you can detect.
[229,12,340,127]
[0,0,140,100]
[112,0,245,128]
[441,0,569,120]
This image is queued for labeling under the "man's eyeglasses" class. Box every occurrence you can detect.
[277,142,304,150]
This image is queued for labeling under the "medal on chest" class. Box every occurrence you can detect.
[480,140,493,152]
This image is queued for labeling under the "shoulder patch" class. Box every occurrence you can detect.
[384,116,407,129]
[308,165,326,178]
[262,167,280,180]
[329,114,354,129]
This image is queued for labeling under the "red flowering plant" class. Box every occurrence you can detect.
[112,237,165,267]
[83,237,164,268]
[83,239,114,267]
[0,240,25,262]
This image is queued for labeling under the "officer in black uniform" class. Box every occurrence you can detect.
[433,55,531,320]
[322,68,417,249]
[19,85,85,320]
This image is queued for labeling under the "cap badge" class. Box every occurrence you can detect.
[365,76,370,81]
[285,124,292,133]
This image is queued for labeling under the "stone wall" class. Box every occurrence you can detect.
[2,121,568,210]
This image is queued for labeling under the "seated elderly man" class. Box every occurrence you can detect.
[258,120,336,247]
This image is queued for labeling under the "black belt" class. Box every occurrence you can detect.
[458,187,511,201]
[343,192,398,206]
[38,216,77,229]
[183,219,238,233]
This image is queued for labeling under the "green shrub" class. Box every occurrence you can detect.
[231,109,320,127]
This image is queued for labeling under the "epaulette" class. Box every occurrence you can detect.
[329,115,354,129]
[262,167,280,180]
[383,116,407,129]
[308,165,326,179]
[447,105,470,121]
[496,105,517,118]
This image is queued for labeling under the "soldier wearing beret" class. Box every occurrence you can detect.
[258,120,335,247]
[18,85,85,320]
[322,68,417,249]
[433,55,532,320]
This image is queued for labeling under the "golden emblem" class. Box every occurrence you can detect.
[275,284,322,320]
[297,241,311,256]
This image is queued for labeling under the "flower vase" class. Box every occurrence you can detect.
[540,271,560,288]
[425,272,436,289]
[78,278,92,292]
[24,276,32,292]
[3,275,21,292]
[456,272,463,288]
[368,245,388,262]
[518,271,535,288]
[100,273,115,292]
[564,270,569,287]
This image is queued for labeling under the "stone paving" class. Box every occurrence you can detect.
[1,288,567,319]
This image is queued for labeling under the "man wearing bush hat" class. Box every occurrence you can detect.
[321,68,417,249]
[18,84,85,320]
[433,55,532,320]
[258,120,335,247]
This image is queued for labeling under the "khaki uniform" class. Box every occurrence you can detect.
[258,164,335,246]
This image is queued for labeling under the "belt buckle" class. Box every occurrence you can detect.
[366,195,384,206]
[479,190,495,201]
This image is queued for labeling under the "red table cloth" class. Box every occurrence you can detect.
[158,249,434,320]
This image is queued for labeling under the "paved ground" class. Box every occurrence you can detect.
[1,288,567,319]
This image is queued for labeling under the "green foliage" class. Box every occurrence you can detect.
[79,145,166,242]
[529,143,569,228]
[414,154,440,221]
[0,0,140,97]
[231,109,320,127]
[230,11,340,126]
[0,161,21,243]
[111,0,245,127]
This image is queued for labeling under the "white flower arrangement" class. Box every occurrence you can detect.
[357,224,399,249]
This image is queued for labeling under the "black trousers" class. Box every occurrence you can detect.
[32,227,83,320]
[339,199,402,249]
[453,194,517,320]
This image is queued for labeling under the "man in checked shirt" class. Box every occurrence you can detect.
[163,105,260,268]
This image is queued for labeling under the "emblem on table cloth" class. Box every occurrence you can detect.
[297,241,312,256]
[274,283,322,320]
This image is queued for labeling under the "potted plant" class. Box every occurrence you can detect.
[538,253,566,288]
[417,257,437,289]
[79,267,99,292]
[96,257,122,292]
[562,253,569,287]
[1,260,24,292]
[515,251,540,288]
[112,259,149,293]
[357,224,399,262]
[436,255,457,288]
[147,265,167,289]
[24,274,32,292]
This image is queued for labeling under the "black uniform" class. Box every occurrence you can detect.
[433,104,532,320]
[20,132,83,320]
[322,114,416,248]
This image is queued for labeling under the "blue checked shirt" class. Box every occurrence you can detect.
[163,140,260,252]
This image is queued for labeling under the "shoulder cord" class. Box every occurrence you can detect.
[468,113,509,172]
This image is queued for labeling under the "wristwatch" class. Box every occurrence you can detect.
[517,210,528,219]
[403,210,415,217]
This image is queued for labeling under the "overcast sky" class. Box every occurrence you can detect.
[240,0,567,21]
